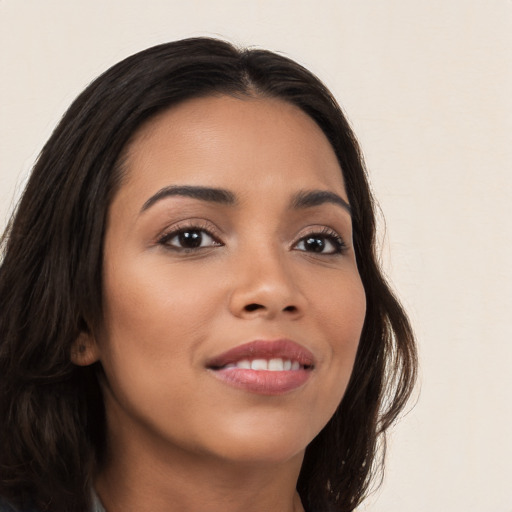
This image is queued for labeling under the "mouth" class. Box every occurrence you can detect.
[206,339,315,395]
[212,358,310,371]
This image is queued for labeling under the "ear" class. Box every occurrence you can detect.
[70,330,101,366]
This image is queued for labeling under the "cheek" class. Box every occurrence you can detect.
[102,258,221,347]
[317,270,366,346]
[96,259,223,403]
[313,271,366,391]
[96,259,223,433]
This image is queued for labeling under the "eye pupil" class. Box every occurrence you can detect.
[179,230,202,248]
[305,237,325,253]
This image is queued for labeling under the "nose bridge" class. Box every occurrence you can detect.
[229,237,305,318]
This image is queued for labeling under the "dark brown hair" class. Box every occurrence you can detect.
[0,37,416,512]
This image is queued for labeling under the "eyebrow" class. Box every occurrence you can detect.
[140,185,237,213]
[291,190,352,215]
[140,185,351,216]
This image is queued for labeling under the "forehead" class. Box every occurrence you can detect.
[120,95,346,203]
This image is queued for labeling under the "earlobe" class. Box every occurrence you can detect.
[71,331,100,366]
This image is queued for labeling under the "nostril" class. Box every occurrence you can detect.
[244,303,264,312]
[283,305,297,313]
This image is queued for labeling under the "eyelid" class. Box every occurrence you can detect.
[292,226,348,254]
[156,219,223,247]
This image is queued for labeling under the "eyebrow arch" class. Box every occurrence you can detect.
[291,190,352,215]
[140,185,237,213]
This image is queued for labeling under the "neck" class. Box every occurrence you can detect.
[95,420,306,512]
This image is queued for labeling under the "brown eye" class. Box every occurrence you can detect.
[294,232,345,255]
[304,236,326,253]
[176,230,204,248]
[159,228,222,251]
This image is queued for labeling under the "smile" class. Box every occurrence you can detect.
[206,339,315,395]
[221,358,306,371]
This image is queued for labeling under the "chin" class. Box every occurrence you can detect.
[213,437,307,466]
[198,413,319,465]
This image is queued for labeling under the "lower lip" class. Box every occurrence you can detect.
[208,368,312,395]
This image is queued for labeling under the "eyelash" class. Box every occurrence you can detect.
[294,227,347,255]
[157,222,222,252]
[156,223,347,255]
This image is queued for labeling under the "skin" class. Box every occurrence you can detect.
[74,95,366,512]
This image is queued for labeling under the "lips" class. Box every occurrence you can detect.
[206,339,315,395]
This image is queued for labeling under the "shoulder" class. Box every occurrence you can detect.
[0,496,39,512]
[0,493,103,512]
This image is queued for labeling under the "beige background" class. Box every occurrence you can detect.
[1,1,511,511]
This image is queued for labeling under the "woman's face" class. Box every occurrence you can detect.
[86,95,366,466]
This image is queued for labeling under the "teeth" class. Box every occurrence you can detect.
[268,358,284,371]
[251,359,268,370]
[224,358,302,371]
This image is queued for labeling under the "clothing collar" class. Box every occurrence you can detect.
[91,490,106,512]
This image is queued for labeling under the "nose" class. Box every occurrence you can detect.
[228,247,306,320]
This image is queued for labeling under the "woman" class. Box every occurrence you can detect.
[0,38,416,512]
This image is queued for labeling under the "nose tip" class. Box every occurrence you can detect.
[243,303,299,314]
[229,264,306,320]
[227,240,307,320]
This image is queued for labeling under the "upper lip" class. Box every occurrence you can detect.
[206,339,315,369]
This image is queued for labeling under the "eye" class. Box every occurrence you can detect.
[158,226,222,251]
[294,229,346,255]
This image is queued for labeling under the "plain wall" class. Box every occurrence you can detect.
[1,1,511,511]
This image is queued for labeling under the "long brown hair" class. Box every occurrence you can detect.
[0,37,417,512]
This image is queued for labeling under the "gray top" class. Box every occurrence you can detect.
[0,490,105,512]
[91,490,106,512]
